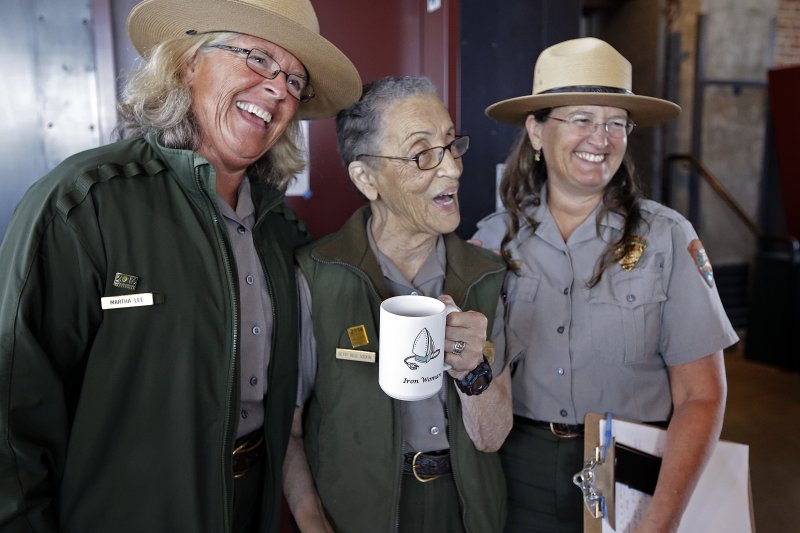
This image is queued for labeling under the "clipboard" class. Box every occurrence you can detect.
[575,412,754,533]
[575,412,617,533]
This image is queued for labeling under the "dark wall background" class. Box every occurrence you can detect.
[457,0,581,238]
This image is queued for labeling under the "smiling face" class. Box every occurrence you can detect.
[528,104,628,198]
[351,94,462,245]
[184,35,303,177]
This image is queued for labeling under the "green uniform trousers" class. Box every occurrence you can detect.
[501,423,584,533]
[399,472,464,533]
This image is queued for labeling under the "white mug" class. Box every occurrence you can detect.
[378,295,454,401]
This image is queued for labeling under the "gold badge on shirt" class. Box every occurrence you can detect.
[616,237,647,272]
[347,324,369,348]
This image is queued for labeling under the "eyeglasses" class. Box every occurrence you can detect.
[548,115,635,139]
[356,135,470,171]
[207,44,315,103]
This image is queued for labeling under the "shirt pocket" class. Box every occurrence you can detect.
[587,269,667,365]
[504,270,542,365]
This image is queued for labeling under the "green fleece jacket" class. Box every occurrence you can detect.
[297,206,507,532]
[0,134,308,533]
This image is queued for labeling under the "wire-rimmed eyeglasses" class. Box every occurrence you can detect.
[548,115,635,139]
[356,135,470,171]
[206,44,315,103]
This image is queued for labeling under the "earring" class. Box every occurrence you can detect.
[534,149,541,162]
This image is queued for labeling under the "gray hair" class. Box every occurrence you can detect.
[335,75,438,168]
[116,32,305,190]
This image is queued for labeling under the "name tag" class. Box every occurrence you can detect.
[101,292,155,310]
[335,348,376,363]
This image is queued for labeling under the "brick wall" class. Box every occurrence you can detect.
[776,0,800,66]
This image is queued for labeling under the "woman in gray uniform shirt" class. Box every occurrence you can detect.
[472,38,738,533]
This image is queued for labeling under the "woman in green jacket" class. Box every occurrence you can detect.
[0,1,360,532]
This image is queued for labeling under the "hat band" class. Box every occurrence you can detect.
[538,85,634,96]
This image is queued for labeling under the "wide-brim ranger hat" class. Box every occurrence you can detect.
[127,0,362,120]
[485,37,680,127]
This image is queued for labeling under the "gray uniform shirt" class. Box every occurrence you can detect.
[297,222,505,452]
[217,179,273,437]
[473,186,738,424]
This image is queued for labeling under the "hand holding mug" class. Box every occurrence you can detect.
[437,294,488,380]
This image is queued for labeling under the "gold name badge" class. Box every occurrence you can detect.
[335,348,376,363]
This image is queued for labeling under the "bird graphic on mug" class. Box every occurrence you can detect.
[403,328,441,370]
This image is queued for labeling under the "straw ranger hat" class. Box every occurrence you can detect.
[127,0,362,120]
[485,37,680,127]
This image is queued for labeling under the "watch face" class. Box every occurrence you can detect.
[472,374,491,394]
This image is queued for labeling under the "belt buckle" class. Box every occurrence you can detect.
[232,433,264,479]
[549,422,581,439]
[411,451,440,483]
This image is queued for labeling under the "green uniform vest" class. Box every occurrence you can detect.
[297,206,507,533]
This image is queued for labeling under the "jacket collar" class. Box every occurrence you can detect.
[144,132,286,221]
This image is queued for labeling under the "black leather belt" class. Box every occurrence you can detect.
[232,430,264,479]
[514,415,584,438]
[403,450,451,482]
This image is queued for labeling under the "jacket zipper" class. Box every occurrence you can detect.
[195,171,239,533]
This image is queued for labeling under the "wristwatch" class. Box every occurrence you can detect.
[454,356,493,396]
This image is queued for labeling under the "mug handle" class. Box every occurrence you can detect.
[442,303,461,371]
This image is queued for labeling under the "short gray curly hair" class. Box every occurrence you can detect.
[335,75,438,168]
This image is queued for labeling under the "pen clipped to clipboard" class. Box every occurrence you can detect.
[575,412,754,533]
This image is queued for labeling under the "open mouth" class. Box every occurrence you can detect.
[433,191,457,207]
[236,102,272,124]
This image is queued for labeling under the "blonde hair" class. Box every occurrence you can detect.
[116,32,305,189]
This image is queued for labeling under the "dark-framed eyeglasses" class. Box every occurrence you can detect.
[356,135,470,171]
[548,115,635,139]
[206,44,315,103]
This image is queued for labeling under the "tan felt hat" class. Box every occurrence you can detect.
[127,0,362,120]
[485,37,680,127]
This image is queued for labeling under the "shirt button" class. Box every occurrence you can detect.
[563,288,569,295]
[560,409,568,418]
[627,294,636,303]
[557,326,565,334]
[557,368,565,375]
[241,409,248,419]
[249,376,258,387]
[237,225,246,235]
[252,325,261,335]
[430,426,440,436]
[246,275,255,285]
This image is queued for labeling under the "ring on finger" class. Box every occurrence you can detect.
[453,340,466,355]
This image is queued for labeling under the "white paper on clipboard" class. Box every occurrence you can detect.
[597,418,753,533]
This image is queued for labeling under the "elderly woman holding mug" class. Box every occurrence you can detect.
[473,38,738,533]
[0,0,360,531]
[282,76,512,532]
